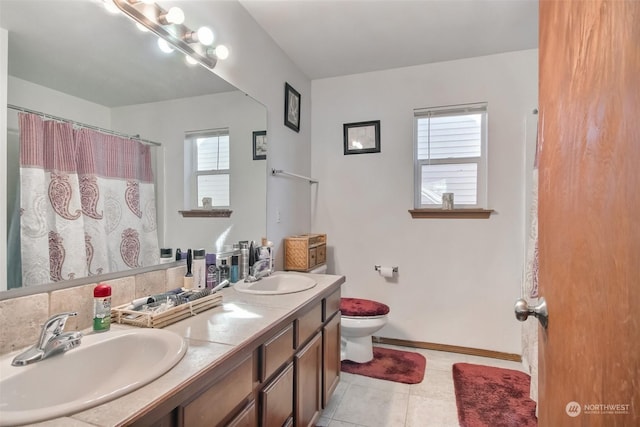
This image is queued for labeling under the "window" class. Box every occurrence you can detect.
[186,129,230,208]
[414,103,487,209]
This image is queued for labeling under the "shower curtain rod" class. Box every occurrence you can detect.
[7,104,162,147]
[271,168,318,184]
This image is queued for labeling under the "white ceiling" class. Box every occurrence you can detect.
[240,0,539,79]
[0,0,538,107]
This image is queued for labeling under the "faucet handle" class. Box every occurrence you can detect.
[42,312,78,337]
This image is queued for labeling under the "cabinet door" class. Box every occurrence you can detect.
[294,332,322,427]
[261,363,294,427]
[322,312,341,408]
[180,356,253,427]
[227,401,257,427]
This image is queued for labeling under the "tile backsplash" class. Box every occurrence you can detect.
[0,265,186,356]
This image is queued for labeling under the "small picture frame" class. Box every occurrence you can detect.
[284,82,301,132]
[343,120,381,155]
[253,130,267,160]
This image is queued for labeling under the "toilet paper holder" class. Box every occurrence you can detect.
[374,265,398,273]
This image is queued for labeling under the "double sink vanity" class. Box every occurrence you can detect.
[0,272,344,427]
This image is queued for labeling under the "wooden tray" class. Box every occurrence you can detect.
[111,292,223,328]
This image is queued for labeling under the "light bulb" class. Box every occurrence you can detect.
[185,55,198,66]
[215,45,229,60]
[104,0,119,14]
[165,7,184,25]
[157,38,174,53]
[197,27,214,46]
[136,22,149,32]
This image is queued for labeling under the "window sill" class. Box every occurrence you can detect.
[408,208,494,219]
[179,209,233,218]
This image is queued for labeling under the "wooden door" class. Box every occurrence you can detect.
[538,0,640,425]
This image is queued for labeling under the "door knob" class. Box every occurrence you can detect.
[514,297,548,329]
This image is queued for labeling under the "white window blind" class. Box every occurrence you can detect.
[186,129,230,208]
[414,104,487,208]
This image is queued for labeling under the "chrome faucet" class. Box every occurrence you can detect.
[11,312,83,366]
[245,258,272,283]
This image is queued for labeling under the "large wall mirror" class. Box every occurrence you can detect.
[1,0,267,295]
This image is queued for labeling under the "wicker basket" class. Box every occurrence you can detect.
[284,233,327,271]
[111,292,223,328]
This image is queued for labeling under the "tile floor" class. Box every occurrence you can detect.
[317,344,527,427]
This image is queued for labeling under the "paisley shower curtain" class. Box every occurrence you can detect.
[19,113,159,286]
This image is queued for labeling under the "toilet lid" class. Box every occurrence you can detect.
[340,298,390,317]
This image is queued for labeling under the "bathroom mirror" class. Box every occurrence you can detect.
[1,0,267,294]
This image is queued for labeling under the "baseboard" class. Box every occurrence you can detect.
[373,336,522,362]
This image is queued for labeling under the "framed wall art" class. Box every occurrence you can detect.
[284,82,301,132]
[343,120,380,155]
[253,130,267,160]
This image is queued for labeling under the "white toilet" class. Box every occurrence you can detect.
[309,265,389,363]
[339,297,389,363]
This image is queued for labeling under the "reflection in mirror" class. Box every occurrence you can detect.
[1,0,267,294]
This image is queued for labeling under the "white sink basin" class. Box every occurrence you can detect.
[234,272,317,295]
[0,328,187,426]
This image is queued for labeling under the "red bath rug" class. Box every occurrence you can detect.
[453,363,537,427]
[341,346,426,384]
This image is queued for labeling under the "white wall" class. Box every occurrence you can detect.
[186,1,313,267]
[111,91,267,253]
[311,49,538,354]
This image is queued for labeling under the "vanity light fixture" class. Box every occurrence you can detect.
[112,0,228,69]
[158,6,185,25]
[184,27,215,46]
[157,38,174,53]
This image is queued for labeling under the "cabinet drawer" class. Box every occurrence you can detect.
[308,248,317,268]
[316,245,326,265]
[260,362,294,427]
[296,303,322,348]
[261,323,294,382]
[227,401,257,427]
[323,288,341,321]
[181,355,253,427]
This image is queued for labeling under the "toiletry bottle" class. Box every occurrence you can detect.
[160,248,173,264]
[248,241,255,274]
[192,249,206,289]
[184,249,194,289]
[239,241,249,279]
[218,259,230,282]
[175,248,182,261]
[93,283,112,332]
[206,253,218,289]
[230,255,239,283]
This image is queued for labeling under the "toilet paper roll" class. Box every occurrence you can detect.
[379,267,394,278]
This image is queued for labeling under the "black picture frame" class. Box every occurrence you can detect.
[284,82,301,132]
[253,130,267,160]
[343,120,381,155]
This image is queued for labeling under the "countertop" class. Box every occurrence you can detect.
[25,272,345,427]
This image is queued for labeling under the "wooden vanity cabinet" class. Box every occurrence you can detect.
[128,285,341,427]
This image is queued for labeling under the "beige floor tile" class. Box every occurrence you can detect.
[332,383,409,427]
[410,368,455,400]
[406,394,460,427]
